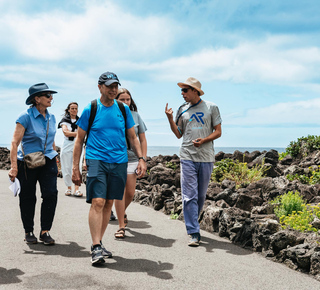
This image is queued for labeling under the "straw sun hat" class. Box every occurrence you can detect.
[177,77,204,96]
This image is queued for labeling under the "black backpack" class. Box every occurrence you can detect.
[85,99,130,148]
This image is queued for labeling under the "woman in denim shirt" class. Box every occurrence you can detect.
[8,83,59,245]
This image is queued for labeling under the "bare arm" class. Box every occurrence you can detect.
[127,127,147,178]
[8,123,25,181]
[138,132,147,158]
[165,103,182,139]
[61,124,77,138]
[72,127,86,186]
[192,123,222,147]
[82,147,87,171]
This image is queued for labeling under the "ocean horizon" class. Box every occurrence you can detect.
[0,144,285,157]
[147,146,286,157]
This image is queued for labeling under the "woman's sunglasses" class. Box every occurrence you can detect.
[41,93,52,98]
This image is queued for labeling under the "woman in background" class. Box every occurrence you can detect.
[58,102,83,197]
[114,88,147,238]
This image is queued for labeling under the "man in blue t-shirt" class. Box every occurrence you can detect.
[72,72,147,265]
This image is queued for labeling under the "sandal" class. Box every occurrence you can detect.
[65,189,72,196]
[74,190,83,197]
[114,228,125,239]
[124,214,128,227]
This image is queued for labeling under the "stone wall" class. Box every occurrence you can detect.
[134,150,320,280]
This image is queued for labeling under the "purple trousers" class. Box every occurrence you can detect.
[180,159,214,235]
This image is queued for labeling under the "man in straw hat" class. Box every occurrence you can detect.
[165,77,222,246]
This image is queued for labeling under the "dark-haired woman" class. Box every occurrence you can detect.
[8,83,58,245]
[114,88,147,238]
[58,102,83,197]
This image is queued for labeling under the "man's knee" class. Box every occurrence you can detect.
[91,198,106,211]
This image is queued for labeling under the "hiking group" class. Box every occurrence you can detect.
[8,72,222,264]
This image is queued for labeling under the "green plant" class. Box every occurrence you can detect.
[270,192,320,233]
[280,207,318,233]
[170,210,179,220]
[286,173,310,184]
[211,158,268,188]
[211,158,238,183]
[286,166,320,185]
[279,151,288,161]
[270,191,306,218]
[285,135,320,158]
[166,161,177,171]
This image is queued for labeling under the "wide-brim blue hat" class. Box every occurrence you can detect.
[26,83,57,105]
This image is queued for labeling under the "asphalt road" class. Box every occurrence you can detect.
[0,169,319,290]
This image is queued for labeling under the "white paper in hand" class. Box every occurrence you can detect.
[9,178,21,197]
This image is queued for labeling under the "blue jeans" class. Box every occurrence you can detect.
[180,159,213,235]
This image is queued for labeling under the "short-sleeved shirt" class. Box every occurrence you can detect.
[77,99,135,163]
[175,100,222,162]
[16,106,57,161]
[127,111,147,162]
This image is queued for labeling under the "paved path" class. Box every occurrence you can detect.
[0,169,319,289]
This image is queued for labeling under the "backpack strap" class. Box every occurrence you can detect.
[116,100,130,149]
[85,99,97,145]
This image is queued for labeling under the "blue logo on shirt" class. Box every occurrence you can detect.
[189,112,204,124]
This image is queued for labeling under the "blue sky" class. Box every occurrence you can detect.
[1,0,320,149]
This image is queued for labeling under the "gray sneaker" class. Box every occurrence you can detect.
[91,245,105,264]
[90,243,112,258]
[100,243,113,258]
[188,233,201,247]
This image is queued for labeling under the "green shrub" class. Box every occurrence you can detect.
[285,135,320,158]
[170,210,179,220]
[286,166,320,185]
[166,161,177,171]
[211,158,268,189]
[279,152,288,161]
[286,173,310,184]
[280,206,318,233]
[311,169,320,184]
[270,191,306,218]
[211,158,235,183]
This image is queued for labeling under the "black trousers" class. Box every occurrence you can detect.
[17,157,58,233]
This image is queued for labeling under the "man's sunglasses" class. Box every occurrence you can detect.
[181,88,192,93]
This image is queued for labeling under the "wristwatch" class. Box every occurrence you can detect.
[139,156,146,162]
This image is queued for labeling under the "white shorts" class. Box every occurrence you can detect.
[127,161,139,174]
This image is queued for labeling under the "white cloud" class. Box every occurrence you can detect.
[225,98,320,126]
[0,2,175,61]
[1,2,319,88]
[119,35,320,86]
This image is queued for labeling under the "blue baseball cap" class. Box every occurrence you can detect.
[98,72,121,86]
